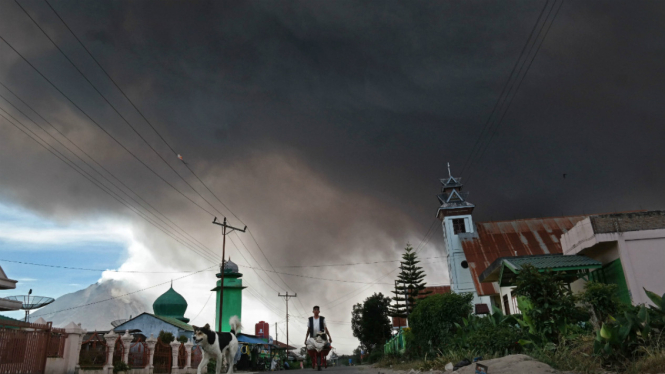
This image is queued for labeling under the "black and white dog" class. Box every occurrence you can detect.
[193,316,242,374]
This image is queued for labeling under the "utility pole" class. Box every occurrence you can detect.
[212,217,246,332]
[275,322,278,343]
[278,292,297,350]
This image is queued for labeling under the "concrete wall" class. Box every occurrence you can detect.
[563,220,665,307]
[115,314,192,341]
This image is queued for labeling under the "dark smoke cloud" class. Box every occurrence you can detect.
[1,0,665,351]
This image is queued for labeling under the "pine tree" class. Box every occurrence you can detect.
[389,244,431,319]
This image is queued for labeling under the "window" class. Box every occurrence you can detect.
[452,218,466,234]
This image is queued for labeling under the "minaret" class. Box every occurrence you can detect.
[211,259,246,332]
[436,164,490,309]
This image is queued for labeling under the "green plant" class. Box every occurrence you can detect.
[390,244,431,318]
[593,288,665,361]
[580,281,620,325]
[513,265,580,344]
[408,292,473,352]
[112,361,131,373]
[177,334,188,343]
[158,330,175,344]
[351,293,392,354]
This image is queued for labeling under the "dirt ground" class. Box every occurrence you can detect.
[374,354,575,374]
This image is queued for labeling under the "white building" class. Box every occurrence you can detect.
[436,168,494,313]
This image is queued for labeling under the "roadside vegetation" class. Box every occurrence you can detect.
[364,263,665,373]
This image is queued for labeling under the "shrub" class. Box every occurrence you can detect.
[513,265,579,343]
[112,361,131,373]
[462,319,523,354]
[368,345,384,363]
[158,330,175,344]
[177,335,189,343]
[580,281,620,325]
[408,292,473,352]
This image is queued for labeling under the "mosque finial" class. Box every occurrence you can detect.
[448,162,452,179]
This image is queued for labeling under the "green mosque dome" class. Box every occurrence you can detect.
[153,285,190,323]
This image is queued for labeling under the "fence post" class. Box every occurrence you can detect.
[146,334,157,374]
[121,330,133,365]
[184,339,193,370]
[63,322,86,374]
[170,341,181,373]
[103,331,118,374]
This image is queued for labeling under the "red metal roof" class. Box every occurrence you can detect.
[461,215,587,296]
[417,285,451,299]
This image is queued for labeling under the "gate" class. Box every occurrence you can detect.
[79,332,107,370]
[153,340,172,373]
[128,336,148,368]
[0,319,58,374]
[178,342,187,368]
[191,345,202,369]
[112,336,124,364]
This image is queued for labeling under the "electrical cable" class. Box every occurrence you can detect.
[0,111,218,264]
[465,0,564,185]
[12,0,228,219]
[459,0,553,177]
[31,265,216,318]
[0,86,221,263]
[276,255,445,268]
[0,258,209,273]
[0,35,218,218]
[190,292,213,323]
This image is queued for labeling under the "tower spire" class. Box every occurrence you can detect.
[448,162,452,179]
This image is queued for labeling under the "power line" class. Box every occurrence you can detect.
[190,292,213,323]
[463,0,565,185]
[276,255,445,268]
[42,0,243,224]
[0,258,209,274]
[465,0,564,185]
[17,1,309,318]
[0,83,221,263]
[31,265,216,318]
[0,35,219,218]
[31,0,310,318]
[0,112,218,265]
[459,0,553,177]
[12,0,228,219]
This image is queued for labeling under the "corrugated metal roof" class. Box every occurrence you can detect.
[504,254,601,270]
[460,215,587,296]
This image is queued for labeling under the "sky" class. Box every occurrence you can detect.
[1,0,665,354]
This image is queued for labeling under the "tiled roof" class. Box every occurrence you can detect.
[479,254,602,285]
[460,215,587,296]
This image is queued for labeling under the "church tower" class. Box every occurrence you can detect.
[436,164,491,310]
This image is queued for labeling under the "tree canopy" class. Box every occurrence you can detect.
[389,244,431,318]
[351,292,392,354]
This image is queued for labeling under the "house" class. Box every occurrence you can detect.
[0,265,23,312]
[562,211,665,306]
[113,284,193,340]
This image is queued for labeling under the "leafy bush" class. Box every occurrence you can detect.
[368,345,384,363]
[513,265,581,343]
[408,292,473,352]
[112,361,131,373]
[177,334,189,343]
[580,281,620,325]
[158,330,175,344]
[453,307,523,355]
[593,289,665,362]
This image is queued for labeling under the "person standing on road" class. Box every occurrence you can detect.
[304,305,333,349]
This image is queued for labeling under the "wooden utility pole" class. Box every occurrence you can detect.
[212,217,246,332]
[278,292,297,350]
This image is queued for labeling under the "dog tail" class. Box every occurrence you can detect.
[229,315,242,335]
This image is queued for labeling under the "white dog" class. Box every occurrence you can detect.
[193,316,242,374]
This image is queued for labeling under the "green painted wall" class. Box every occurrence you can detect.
[589,258,632,305]
[214,275,245,332]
